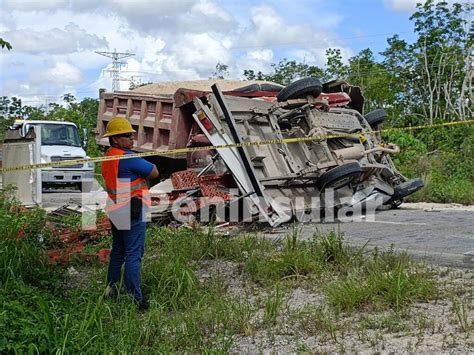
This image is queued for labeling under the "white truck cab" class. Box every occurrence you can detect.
[16,120,95,192]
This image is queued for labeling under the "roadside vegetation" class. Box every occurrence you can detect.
[1,191,472,352]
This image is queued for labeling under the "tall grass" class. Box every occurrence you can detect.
[0,195,256,352]
[263,285,284,325]
[325,248,436,312]
[0,191,442,352]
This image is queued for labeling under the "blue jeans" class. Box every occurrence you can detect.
[107,215,147,302]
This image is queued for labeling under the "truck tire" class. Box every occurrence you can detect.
[79,181,93,193]
[364,109,387,128]
[317,162,362,191]
[233,83,284,93]
[277,77,323,102]
[392,178,424,200]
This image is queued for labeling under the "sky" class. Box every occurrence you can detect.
[0,0,463,106]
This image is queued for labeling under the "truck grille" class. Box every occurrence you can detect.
[50,156,83,168]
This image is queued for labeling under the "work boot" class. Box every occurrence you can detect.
[136,297,150,312]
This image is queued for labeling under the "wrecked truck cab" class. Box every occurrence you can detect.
[187,79,422,220]
[95,79,423,226]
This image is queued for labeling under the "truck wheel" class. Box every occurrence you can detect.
[364,109,387,128]
[317,162,362,191]
[79,182,93,193]
[392,178,424,200]
[277,77,323,102]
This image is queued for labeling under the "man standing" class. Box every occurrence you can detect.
[101,117,159,310]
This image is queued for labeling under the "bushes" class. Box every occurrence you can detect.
[0,188,62,288]
[0,189,66,352]
[383,126,474,204]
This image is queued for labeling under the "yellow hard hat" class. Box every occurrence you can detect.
[103,117,136,137]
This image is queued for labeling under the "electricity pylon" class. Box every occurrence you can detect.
[95,49,135,92]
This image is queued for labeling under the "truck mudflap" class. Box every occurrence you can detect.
[192,86,291,227]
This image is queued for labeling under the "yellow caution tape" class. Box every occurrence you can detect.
[1,119,473,173]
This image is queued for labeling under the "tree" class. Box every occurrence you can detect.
[0,94,100,154]
[210,62,230,80]
[242,69,265,81]
[0,38,12,50]
[324,48,349,81]
[0,96,27,142]
[347,48,398,114]
[250,58,325,85]
[382,1,472,124]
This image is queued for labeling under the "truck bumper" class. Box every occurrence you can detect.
[42,170,95,184]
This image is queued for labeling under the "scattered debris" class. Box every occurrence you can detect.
[42,204,112,264]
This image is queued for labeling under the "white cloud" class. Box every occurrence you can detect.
[2,0,236,34]
[124,32,233,82]
[1,61,83,103]
[236,49,274,78]
[32,62,82,85]
[0,0,356,102]
[241,5,313,48]
[384,0,417,12]
[237,5,352,70]
[2,0,69,12]
[175,0,235,34]
[0,23,107,54]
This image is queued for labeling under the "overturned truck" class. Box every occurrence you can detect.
[96,79,423,226]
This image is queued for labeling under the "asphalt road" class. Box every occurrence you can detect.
[8,185,474,268]
[265,206,474,268]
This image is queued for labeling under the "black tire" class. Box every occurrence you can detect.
[392,178,424,200]
[234,83,284,93]
[80,181,93,193]
[277,77,323,102]
[364,109,387,127]
[317,162,362,191]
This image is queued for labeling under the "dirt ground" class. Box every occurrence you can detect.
[196,260,473,353]
[403,202,474,212]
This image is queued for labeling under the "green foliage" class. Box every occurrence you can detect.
[0,212,256,352]
[0,188,61,288]
[384,127,473,204]
[244,58,325,85]
[210,62,230,80]
[325,248,436,312]
[243,230,367,285]
[242,69,265,81]
[263,285,284,325]
[347,48,398,113]
[420,151,474,204]
[383,1,471,123]
[0,94,101,156]
[325,276,370,311]
[383,131,428,178]
[291,305,338,341]
[239,1,471,127]
[0,38,12,50]
[451,297,472,332]
[0,195,453,353]
[325,48,348,80]
[143,255,198,310]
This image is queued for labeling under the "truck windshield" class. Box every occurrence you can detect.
[29,123,82,147]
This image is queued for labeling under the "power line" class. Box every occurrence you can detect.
[95,49,135,92]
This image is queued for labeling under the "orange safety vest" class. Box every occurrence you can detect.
[102,147,151,213]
